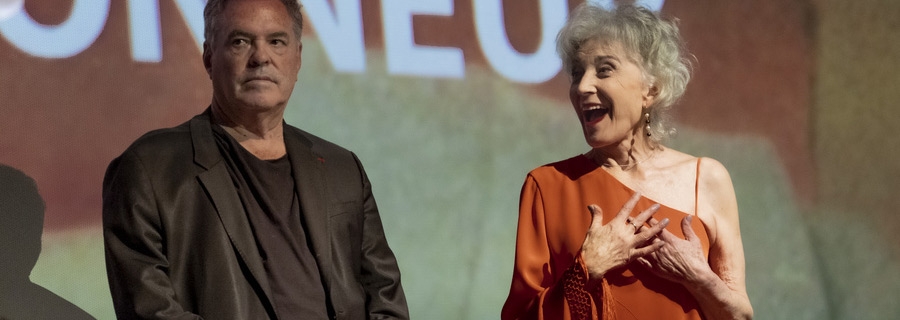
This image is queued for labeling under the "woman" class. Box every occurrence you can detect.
[501,4,753,320]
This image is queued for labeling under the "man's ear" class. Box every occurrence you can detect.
[297,41,303,68]
[202,41,212,78]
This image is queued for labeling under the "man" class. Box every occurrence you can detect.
[102,0,408,318]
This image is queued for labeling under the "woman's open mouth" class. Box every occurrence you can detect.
[583,106,609,124]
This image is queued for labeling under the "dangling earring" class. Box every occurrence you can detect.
[644,112,651,137]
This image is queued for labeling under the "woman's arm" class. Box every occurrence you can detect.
[501,174,570,320]
[639,158,753,320]
[691,158,753,319]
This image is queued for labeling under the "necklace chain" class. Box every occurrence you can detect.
[615,154,653,170]
[591,149,658,171]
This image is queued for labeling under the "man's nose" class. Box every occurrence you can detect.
[249,43,272,67]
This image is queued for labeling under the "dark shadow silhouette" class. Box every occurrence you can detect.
[0,164,94,319]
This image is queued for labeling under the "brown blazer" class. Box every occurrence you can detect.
[102,112,408,319]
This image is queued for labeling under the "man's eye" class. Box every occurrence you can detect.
[231,39,249,46]
[271,39,287,46]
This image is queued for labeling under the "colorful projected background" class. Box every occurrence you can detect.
[1,0,898,319]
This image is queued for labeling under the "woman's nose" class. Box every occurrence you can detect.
[576,73,597,95]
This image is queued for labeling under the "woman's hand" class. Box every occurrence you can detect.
[580,192,669,280]
[637,215,713,286]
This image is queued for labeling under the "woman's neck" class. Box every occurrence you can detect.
[586,138,661,171]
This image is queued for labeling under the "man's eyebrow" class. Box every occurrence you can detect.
[226,30,254,40]
[268,31,290,39]
[225,30,292,40]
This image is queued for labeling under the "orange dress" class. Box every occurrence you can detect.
[501,155,710,320]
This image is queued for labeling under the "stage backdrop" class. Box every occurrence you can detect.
[1,0,898,319]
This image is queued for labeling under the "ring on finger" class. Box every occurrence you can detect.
[625,218,640,230]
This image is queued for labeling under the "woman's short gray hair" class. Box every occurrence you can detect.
[204,0,304,46]
[557,4,692,141]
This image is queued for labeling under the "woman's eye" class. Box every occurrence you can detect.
[570,68,585,80]
[598,65,613,74]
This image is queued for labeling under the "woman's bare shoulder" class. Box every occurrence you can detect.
[661,147,734,191]
[697,157,740,238]
[656,147,702,173]
[660,149,738,216]
[697,157,736,199]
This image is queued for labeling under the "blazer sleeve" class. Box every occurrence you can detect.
[352,153,410,319]
[102,150,202,320]
[501,174,602,320]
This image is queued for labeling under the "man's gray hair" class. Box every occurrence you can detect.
[204,0,304,45]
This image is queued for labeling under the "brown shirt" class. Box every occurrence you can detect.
[502,155,710,320]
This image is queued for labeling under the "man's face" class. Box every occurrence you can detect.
[203,0,302,114]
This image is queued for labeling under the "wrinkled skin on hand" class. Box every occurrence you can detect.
[580,192,670,281]
[637,215,711,286]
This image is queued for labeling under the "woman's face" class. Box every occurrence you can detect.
[569,39,655,149]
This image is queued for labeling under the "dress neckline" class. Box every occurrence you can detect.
[574,154,699,217]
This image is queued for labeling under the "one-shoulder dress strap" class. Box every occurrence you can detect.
[694,157,702,215]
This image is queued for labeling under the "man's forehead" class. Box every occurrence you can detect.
[221,0,289,12]
[216,0,294,35]
[219,0,291,24]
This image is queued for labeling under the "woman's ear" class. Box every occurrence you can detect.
[643,83,659,106]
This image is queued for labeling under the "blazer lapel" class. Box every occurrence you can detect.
[189,114,276,311]
[284,127,333,281]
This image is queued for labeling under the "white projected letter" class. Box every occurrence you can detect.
[635,0,666,11]
[304,0,366,73]
[128,0,162,62]
[0,0,109,58]
[172,0,205,49]
[474,0,565,83]
[588,0,666,11]
[382,0,464,78]
[0,0,24,21]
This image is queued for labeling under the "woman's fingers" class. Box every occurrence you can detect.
[635,217,668,244]
[581,193,674,269]
[648,217,677,241]
[681,215,699,244]
[626,217,668,260]
[631,203,661,229]
[647,217,669,235]
[632,237,665,257]
[636,257,653,269]
[613,192,662,233]
[613,192,643,223]
[587,205,604,231]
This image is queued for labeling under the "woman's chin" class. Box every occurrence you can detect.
[583,137,610,149]
[582,131,621,149]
